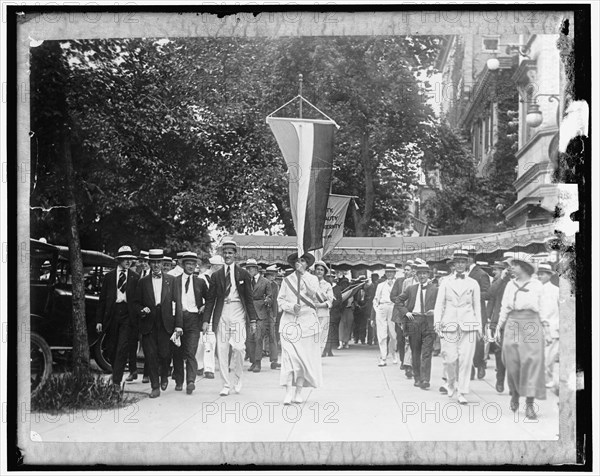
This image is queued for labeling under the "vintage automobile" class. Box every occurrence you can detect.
[30,238,118,394]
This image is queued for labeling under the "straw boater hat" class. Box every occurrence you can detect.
[313,260,330,274]
[491,260,507,269]
[462,244,478,256]
[452,249,469,261]
[245,258,259,268]
[162,255,172,263]
[537,262,556,275]
[138,250,149,260]
[287,251,315,268]
[221,239,237,252]
[180,251,198,263]
[414,260,430,272]
[265,264,279,275]
[384,263,397,273]
[148,249,164,261]
[209,255,225,266]
[116,245,137,260]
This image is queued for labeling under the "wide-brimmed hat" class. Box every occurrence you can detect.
[245,258,259,269]
[265,264,279,274]
[209,255,225,266]
[287,251,315,268]
[148,249,164,261]
[221,239,237,252]
[505,252,535,275]
[138,250,149,260]
[537,262,556,275]
[452,249,469,261]
[116,246,137,260]
[180,251,198,263]
[313,260,330,274]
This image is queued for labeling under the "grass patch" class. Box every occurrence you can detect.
[32,370,139,413]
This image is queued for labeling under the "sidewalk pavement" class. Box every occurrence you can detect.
[31,344,559,442]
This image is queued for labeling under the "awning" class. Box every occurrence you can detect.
[233,223,556,268]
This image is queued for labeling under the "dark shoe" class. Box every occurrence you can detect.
[496,381,505,393]
[125,373,138,382]
[175,384,183,391]
[142,376,150,384]
[113,383,122,393]
[253,362,261,373]
[198,368,204,374]
[160,377,168,391]
[470,366,475,380]
[413,380,421,387]
[400,364,406,370]
[149,388,160,398]
[321,351,327,358]
[327,351,334,357]
[477,366,486,380]
[439,386,448,395]
[271,362,281,369]
[405,368,413,379]
[432,349,440,356]
[510,399,519,413]
[204,372,214,379]
[248,363,257,372]
[525,402,537,420]
[420,381,430,390]
[186,383,195,395]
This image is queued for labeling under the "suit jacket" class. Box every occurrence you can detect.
[250,275,273,320]
[174,273,208,329]
[268,280,280,320]
[389,277,406,323]
[397,282,438,332]
[434,274,482,332]
[203,263,258,332]
[469,264,490,325]
[96,268,139,329]
[134,272,177,335]
[330,278,349,324]
[487,274,511,329]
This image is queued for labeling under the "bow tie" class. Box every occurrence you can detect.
[152,273,162,279]
[455,273,465,279]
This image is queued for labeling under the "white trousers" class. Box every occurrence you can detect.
[196,331,216,373]
[375,303,396,360]
[216,302,246,390]
[440,330,477,395]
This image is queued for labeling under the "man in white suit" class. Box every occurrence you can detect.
[434,249,482,405]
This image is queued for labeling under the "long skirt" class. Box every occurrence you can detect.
[502,310,546,400]
[318,314,330,353]
[280,329,323,388]
[338,307,354,343]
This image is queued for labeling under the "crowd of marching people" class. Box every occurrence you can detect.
[97,240,560,418]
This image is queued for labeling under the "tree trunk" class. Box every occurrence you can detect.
[272,195,296,236]
[352,130,375,237]
[62,131,91,374]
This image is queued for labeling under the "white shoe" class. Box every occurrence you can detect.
[233,379,242,394]
[447,384,457,398]
[219,387,230,396]
[458,393,468,405]
[292,390,304,404]
[392,353,399,364]
[378,358,387,367]
[283,386,293,405]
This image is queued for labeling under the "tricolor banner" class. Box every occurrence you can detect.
[267,117,336,256]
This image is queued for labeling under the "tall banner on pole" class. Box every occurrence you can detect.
[267,117,336,256]
[321,194,352,258]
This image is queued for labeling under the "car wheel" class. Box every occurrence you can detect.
[93,333,113,373]
[31,332,52,396]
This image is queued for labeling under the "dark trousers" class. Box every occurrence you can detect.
[353,308,367,343]
[367,306,377,345]
[406,315,435,384]
[267,316,279,361]
[247,318,273,363]
[473,336,486,369]
[491,329,506,384]
[106,303,130,385]
[396,323,408,363]
[173,311,201,385]
[141,312,173,390]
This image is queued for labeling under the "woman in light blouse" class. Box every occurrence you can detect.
[313,260,335,357]
[277,252,324,405]
[495,255,546,419]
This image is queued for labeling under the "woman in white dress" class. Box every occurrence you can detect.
[278,252,324,405]
[313,260,335,357]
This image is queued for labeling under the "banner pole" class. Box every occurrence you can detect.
[298,73,303,119]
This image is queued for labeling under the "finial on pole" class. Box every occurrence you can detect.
[298,73,303,119]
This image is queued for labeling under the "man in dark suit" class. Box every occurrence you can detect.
[396,261,439,389]
[172,252,207,394]
[245,259,274,373]
[96,246,140,390]
[134,249,178,398]
[264,265,281,369]
[202,240,258,396]
[465,247,491,380]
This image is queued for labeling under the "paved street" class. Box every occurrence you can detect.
[31,344,559,443]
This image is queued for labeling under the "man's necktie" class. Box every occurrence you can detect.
[225,266,231,297]
[420,286,425,314]
[118,270,126,293]
[185,274,191,293]
[456,273,465,279]
[152,273,161,279]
